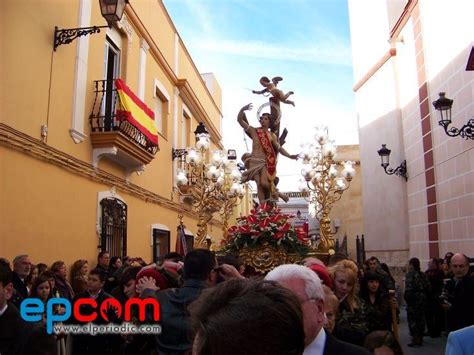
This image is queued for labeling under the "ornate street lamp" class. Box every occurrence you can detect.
[432,92,474,140]
[99,0,128,25]
[54,0,128,51]
[299,126,356,255]
[174,122,244,248]
[377,144,408,180]
[217,153,245,238]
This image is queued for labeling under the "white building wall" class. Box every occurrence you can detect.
[420,0,474,256]
[348,0,391,80]
[348,0,409,265]
[348,0,474,263]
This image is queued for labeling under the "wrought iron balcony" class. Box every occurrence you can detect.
[89,79,158,172]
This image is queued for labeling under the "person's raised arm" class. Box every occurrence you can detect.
[252,88,269,95]
[237,103,253,130]
[270,133,298,160]
[279,146,299,160]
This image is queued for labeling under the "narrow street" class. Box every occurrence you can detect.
[398,306,447,355]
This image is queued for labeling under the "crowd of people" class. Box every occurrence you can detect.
[0,250,473,355]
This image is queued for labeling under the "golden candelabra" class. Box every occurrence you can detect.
[219,174,245,238]
[299,126,355,255]
[175,123,244,248]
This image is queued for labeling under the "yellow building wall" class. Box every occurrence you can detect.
[0,146,201,267]
[0,0,79,140]
[131,0,176,71]
[0,0,232,266]
[2,147,101,266]
[177,42,222,132]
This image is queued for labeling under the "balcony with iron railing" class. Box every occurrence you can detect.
[89,79,158,173]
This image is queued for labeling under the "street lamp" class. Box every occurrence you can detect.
[218,154,245,238]
[377,144,408,180]
[54,0,128,51]
[99,0,128,25]
[432,92,474,140]
[174,122,244,248]
[299,126,356,255]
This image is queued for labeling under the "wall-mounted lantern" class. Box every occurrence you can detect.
[377,144,408,180]
[54,0,128,51]
[432,92,473,140]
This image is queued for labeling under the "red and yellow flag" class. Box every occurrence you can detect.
[115,79,158,146]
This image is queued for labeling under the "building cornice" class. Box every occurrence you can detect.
[390,0,417,40]
[124,4,223,116]
[124,6,178,85]
[0,123,223,228]
[154,1,223,118]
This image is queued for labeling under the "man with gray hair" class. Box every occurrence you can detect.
[12,255,31,302]
[266,264,369,355]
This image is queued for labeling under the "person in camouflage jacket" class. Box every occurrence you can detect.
[366,257,395,293]
[404,257,431,347]
[360,272,393,333]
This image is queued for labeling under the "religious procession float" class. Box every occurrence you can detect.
[216,76,356,272]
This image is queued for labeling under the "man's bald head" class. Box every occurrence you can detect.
[451,253,470,279]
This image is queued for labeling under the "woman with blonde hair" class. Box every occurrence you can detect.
[330,260,359,309]
[329,259,368,346]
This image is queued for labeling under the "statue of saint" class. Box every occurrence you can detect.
[237,103,298,203]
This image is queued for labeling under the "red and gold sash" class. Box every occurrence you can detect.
[256,129,276,178]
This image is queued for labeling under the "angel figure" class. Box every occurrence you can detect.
[252,76,295,107]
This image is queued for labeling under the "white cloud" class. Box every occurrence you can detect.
[182,0,214,35]
[163,0,358,192]
[190,38,352,66]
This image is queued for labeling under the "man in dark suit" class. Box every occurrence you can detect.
[443,253,474,332]
[0,265,29,354]
[95,251,110,275]
[12,255,31,297]
[266,264,370,355]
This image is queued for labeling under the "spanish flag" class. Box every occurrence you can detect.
[115,79,159,146]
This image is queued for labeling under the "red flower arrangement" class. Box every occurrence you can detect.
[220,203,310,255]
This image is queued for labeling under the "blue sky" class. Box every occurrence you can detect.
[164,0,357,191]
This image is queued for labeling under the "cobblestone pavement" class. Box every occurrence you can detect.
[398,306,447,355]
